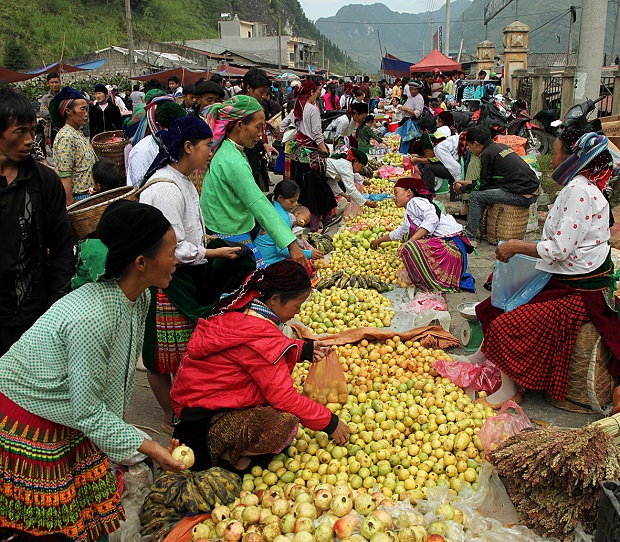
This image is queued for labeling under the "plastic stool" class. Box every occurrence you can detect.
[434,177,450,195]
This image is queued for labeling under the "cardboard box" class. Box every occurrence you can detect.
[601,115,620,138]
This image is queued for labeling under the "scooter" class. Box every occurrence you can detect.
[506,104,550,154]
[551,95,606,134]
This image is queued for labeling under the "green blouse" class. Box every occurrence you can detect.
[357,124,383,153]
[0,281,148,462]
[200,138,295,250]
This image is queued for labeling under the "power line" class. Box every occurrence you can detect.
[316,8,577,25]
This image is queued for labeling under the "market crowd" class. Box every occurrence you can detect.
[0,62,619,542]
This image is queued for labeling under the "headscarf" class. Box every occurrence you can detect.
[293,80,318,120]
[211,260,311,317]
[347,148,368,166]
[204,95,264,153]
[94,83,108,95]
[552,130,613,192]
[128,89,168,126]
[409,80,423,89]
[143,116,213,182]
[71,200,171,289]
[49,87,85,128]
[395,176,431,196]
[130,95,184,146]
[394,79,401,85]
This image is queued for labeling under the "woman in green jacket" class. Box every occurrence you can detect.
[200,95,307,270]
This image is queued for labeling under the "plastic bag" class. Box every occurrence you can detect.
[344,200,364,218]
[494,134,527,156]
[410,292,448,313]
[491,252,552,312]
[434,356,501,394]
[573,523,594,542]
[110,462,154,542]
[303,350,348,404]
[477,400,533,455]
[396,117,422,143]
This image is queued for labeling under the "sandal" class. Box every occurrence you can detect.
[475,392,523,410]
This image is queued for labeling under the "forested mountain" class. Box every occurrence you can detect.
[0,0,356,73]
[316,0,619,73]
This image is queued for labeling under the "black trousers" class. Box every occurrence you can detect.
[420,162,455,194]
[0,325,30,356]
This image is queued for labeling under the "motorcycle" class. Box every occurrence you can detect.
[551,95,606,134]
[505,102,551,154]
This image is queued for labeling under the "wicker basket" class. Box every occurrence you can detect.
[67,186,137,241]
[91,130,128,172]
[486,203,530,245]
[189,170,205,196]
[545,322,616,414]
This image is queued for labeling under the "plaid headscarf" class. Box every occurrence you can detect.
[130,95,183,146]
[293,80,318,120]
[553,130,613,192]
[204,95,264,153]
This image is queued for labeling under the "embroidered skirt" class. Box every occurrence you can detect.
[400,236,465,292]
[154,290,196,375]
[0,392,122,542]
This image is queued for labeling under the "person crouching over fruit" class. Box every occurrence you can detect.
[170,260,350,472]
[370,176,475,292]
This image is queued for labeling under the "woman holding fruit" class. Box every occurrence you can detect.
[170,260,350,472]
[477,130,620,404]
[0,201,186,542]
[370,176,475,292]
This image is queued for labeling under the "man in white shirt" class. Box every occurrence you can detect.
[410,127,462,196]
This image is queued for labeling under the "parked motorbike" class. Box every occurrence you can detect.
[505,104,551,154]
[551,95,606,134]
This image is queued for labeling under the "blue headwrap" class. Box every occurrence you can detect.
[552,132,612,191]
[142,116,213,184]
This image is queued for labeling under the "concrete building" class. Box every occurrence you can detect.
[184,14,318,70]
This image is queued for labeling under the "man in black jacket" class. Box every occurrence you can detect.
[0,87,75,355]
[454,125,539,240]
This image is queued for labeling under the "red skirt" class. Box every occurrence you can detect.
[0,392,123,542]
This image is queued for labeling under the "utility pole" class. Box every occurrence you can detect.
[344,50,347,78]
[612,0,620,63]
[277,17,282,71]
[574,0,608,102]
[566,6,576,67]
[445,0,451,58]
[322,37,325,71]
[124,0,135,78]
[430,17,434,51]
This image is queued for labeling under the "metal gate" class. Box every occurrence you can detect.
[598,76,615,117]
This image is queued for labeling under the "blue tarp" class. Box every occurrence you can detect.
[381,56,414,78]
[27,59,107,75]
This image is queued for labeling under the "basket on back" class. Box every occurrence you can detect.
[67,186,137,241]
[91,130,128,173]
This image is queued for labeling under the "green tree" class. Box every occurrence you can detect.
[3,38,31,70]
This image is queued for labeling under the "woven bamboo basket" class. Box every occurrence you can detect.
[189,170,205,196]
[486,203,530,245]
[91,130,128,172]
[67,186,137,241]
[546,322,616,414]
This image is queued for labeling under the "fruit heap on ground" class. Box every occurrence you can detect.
[383,134,401,150]
[343,200,404,232]
[139,467,241,540]
[363,178,394,195]
[382,153,404,166]
[245,339,493,500]
[189,339,495,542]
[326,231,403,285]
[296,288,395,334]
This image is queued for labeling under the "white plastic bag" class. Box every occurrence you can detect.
[109,462,153,542]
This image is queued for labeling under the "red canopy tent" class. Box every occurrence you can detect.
[131,67,213,85]
[0,67,39,83]
[409,49,462,74]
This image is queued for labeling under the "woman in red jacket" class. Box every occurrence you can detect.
[170,260,350,471]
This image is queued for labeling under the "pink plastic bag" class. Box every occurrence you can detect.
[410,292,448,314]
[433,357,501,394]
[344,200,364,218]
[478,400,533,455]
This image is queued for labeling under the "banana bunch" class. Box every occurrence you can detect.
[140,467,241,541]
[306,232,335,254]
[316,270,392,293]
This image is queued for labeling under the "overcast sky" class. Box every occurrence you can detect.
[298,0,432,21]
